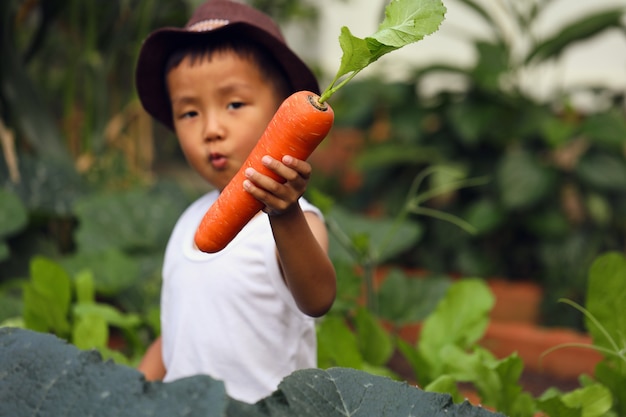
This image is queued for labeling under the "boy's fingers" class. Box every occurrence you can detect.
[280,155,311,180]
[260,155,309,183]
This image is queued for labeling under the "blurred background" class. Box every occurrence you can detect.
[1,0,625,367]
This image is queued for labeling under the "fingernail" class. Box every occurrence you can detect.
[261,155,272,165]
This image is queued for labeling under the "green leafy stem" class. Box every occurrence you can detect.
[318,0,447,103]
[540,298,626,366]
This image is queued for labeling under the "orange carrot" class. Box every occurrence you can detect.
[194,90,334,253]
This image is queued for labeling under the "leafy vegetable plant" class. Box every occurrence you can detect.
[6,256,143,365]
[0,326,504,417]
[538,252,626,417]
[317,306,398,379]
[393,253,626,417]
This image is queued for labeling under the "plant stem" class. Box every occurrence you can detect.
[559,298,621,353]
[363,258,378,314]
[409,176,490,207]
[410,206,477,234]
[319,70,362,104]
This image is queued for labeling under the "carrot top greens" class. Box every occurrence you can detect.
[318,0,447,104]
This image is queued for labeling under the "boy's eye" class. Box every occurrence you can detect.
[228,102,244,110]
[180,110,198,119]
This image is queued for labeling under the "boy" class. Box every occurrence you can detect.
[134,0,336,403]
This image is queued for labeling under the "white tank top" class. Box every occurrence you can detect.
[160,190,319,403]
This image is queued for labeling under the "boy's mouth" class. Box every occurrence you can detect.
[209,153,227,170]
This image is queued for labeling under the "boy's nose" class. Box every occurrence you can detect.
[203,115,224,142]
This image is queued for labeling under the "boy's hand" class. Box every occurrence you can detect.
[243,155,310,216]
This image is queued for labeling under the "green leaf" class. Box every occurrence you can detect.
[581,110,626,151]
[397,337,433,386]
[576,153,626,191]
[595,361,626,417]
[73,185,187,254]
[585,193,612,227]
[537,388,583,417]
[540,115,577,148]
[526,10,625,64]
[463,199,505,235]
[22,256,72,336]
[355,143,441,169]
[265,367,504,417]
[497,149,556,209]
[375,0,447,47]
[525,208,571,239]
[328,262,363,315]
[448,100,501,146]
[61,249,139,296]
[560,383,613,417]
[354,307,394,367]
[377,269,451,324]
[0,188,27,239]
[327,205,422,265]
[424,375,462,402]
[585,252,626,354]
[488,353,530,414]
[306,187,335,214]
[72,313,108,350]
[438,344,496,383]
[0,278,23,323]
[1,328,507,416]
[438,346,534,416]
[419,279,494,361]
[73,302,141,330]
[74,269,96,304]
[0,328,229,417]
[335,27,377,76]
[4,154,85,216]
[472,41,509,91]
[321,0,446,102]
[316,316,363,370]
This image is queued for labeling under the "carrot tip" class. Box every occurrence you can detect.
[307,94,328,111]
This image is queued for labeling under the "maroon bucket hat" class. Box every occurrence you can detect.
[135,0,320,131]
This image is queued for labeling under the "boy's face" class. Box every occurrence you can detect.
[167,49,284,191]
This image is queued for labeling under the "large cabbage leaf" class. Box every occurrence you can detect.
[0,328,504,417]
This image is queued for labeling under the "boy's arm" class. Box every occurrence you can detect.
[270,206,336,317]
[137,336,166,381]
[244,154,337,317]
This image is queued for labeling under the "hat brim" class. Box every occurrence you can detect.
[135,23,320,131]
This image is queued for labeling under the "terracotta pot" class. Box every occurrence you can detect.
[376,269,602,391]
[481,321,602,380]
[482,279,601,380]
[487,279,543,324]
